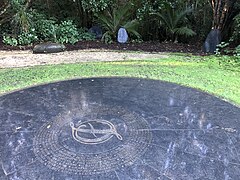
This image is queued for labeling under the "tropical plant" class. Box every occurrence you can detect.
[18,27,38,45]
[55,20,79,44]
[3,27,38,46]
[2,35,18,46]
[78,28,95,41]
[31,11,57,42]
[10,0,32,34]
[230,13,240,44]
[95,3,140,43]
[153,4,196,43]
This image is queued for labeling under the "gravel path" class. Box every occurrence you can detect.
[0,49,168,68]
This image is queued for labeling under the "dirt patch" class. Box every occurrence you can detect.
[0,49,168,68]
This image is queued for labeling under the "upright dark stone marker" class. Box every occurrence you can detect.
[203,29,221,53]
[88,25,103,39]
[33,42,66,54]
[0,77,240,179]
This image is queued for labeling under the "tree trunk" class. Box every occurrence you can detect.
[210,0,237,31]
[0,0,10,26]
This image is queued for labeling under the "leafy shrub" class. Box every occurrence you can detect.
[31,11,57,41]
[230,13,240,44]
[3,35,18,46]
[215,42,230,55]
[234,45,240,56]
[81,0,112,13]
[78,28,95,41]
[18,28,38,45]
[55,20,79,44]
[95,3,140,43]
[152,4,196,43]
[3,28,38,46]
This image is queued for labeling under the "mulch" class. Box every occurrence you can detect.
[0,40,203,54]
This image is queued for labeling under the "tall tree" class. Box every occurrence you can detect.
[210,0,237,31]
[0,0,11,26]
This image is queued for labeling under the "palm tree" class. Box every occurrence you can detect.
[95,3,140,43]
[153,4,196,43]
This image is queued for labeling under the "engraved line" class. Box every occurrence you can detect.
[135,157,173,180]
[114,170,121,180]
[224,131,240,162]
[138,128,206,132]
[0,107,34,116]
[131,137,240,167]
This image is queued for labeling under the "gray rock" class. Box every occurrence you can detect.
[117,28,128,43]
[33,43,66,54]
[88,25,103,39]
[203,29,221,53]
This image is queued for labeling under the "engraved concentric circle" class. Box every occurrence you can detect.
[33,105,152,175]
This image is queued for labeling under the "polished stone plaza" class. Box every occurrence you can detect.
[0,78,239,179]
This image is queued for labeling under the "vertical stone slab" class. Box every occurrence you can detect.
[203,29,222,53]
[117,28,128,43]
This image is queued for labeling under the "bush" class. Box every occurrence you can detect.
[230,13,240,44]
[234,45,240,56]
[3,28,38,46]
[31,11,57,42]
[18,28,38,45]
[95,3,140,43]
[78,28,95,41]
[55,20,79,44]
[3,36,18,46]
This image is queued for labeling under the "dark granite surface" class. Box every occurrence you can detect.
[0,77,240,180]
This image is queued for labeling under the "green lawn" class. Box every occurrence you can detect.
[0,54,240,106]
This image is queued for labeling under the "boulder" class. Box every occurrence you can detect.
[88,26,103,39]
[203,29,221,53]
[33,43,66,54]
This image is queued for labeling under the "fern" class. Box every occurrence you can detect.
[95,3,140,43]
[153,4,196,43]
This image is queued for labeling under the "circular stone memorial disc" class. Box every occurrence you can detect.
[0,77,240,179]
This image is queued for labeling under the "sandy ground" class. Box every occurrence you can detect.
[0,49,168,68]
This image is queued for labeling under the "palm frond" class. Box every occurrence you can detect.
[123,19,141,38]
[174,27,196,37]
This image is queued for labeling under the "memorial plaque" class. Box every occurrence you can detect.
[0,77,240,179]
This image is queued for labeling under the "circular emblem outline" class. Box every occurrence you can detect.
[33,105,152,175]
[70,120,123,145]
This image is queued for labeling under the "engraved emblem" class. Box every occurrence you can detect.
[70,120,123,144]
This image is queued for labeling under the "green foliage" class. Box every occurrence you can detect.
[3,35,18,46]
[55,20,79,44]
[10,0,32,34]
[81,0,113,13]
[234,45,240,56]
[78,28,95,41]
[217,55,240,71]
[153,4,196,42]
[18,28,38,45]
[230,13,240,44]
[95,3,140,43]
[215,42,230,55]
[3,28,38,46]
[31,11,57,42]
